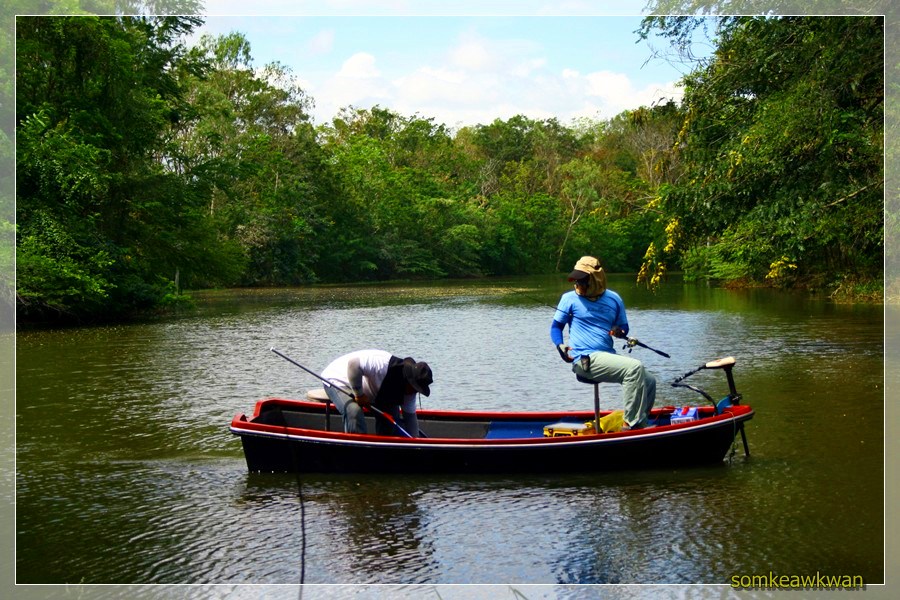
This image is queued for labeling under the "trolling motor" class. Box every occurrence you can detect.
[670,356,742,414]
[671,356,749,456]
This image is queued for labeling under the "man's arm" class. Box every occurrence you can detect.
[614,295,629,336]
[550,319,574,362]
[550,318,566,346]
[346,357,370,405]
[400,395,419,438]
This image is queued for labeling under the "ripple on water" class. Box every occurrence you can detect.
[15,278,884,584]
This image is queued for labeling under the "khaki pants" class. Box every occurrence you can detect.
[573,351,657,428]
[324,383,367,434]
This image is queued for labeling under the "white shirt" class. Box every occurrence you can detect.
[320,349,392,399]
[320,348,420,437]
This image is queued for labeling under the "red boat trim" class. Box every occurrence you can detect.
[244,397,711,422]
[229,406,754,450]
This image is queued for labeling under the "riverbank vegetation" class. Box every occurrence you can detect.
[13,14,884,322]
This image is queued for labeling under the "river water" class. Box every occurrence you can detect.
[13,275,886,593]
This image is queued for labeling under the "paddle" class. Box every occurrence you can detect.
[270,347,415,439]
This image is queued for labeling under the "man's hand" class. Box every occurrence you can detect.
[609,327,627,339]
[353,393,371,407]
[556,344,574,363]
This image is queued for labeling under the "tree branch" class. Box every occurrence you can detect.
[824,182,880,208]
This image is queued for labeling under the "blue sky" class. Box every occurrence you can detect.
[196,11,713,128]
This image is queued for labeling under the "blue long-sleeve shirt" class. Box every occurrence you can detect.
[550,289,628,359]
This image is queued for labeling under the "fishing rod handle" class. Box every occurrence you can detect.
[367,405,413,438]
[628,337,671,359]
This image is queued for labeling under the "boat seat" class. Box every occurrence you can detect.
[306,388,330,402]
[305,388,338,432]
[575,375,602,427]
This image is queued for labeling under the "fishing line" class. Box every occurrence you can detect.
[278,409,307,587]
[294,460,307,590]
[496,286,569,315]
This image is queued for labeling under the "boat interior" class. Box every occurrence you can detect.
[244,398,702,440]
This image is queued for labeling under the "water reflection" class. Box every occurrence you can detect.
[15,275,884,585]
[236,470,777,585]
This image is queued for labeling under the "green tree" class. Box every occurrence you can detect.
[167,32,330,287]
[320,106,472,280]
[480,190,561,274]
[641,15,883,291]
[15,15,218,320]
[556,157,603,270]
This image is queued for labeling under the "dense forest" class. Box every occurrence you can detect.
[12,14,885,322]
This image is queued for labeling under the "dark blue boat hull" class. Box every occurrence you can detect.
[232,400,754,474]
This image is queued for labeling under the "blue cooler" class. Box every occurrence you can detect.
[670,406,699,425]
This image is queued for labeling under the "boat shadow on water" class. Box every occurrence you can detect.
[232,455,755,585]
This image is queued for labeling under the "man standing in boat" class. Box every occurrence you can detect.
[550,256,657,430]
[320,349,432,437]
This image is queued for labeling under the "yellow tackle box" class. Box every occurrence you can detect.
[543,421,596,437]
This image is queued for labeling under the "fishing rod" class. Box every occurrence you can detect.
[501,287,671,359]
[609,327,670,358]
[270,347,414,439]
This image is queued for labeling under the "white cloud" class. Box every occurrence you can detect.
[511,57,547,78]
[596,72,682,114]
[392,67,468,105]
[450,37,495,71]
[448,31,545,75]
[337,52,381,78]
[585,71,634,102]
[316,52,391,118]
[304,30,683,128]
[292,73,316,96]
[384,30,563,124]
[314,60,682,128]
[307,29,335,55]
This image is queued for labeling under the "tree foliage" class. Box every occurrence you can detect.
[639,15,883,289]
[14,14,885,322]
[16,15,211,319]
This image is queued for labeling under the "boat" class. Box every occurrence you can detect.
[230,356,754,474]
